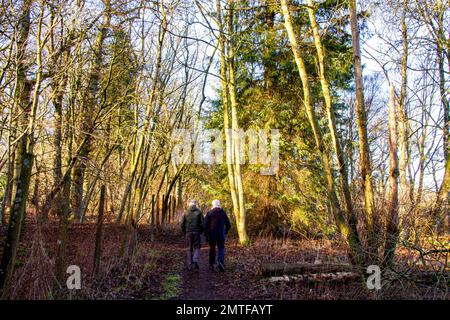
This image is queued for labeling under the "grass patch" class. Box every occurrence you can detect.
[159,273,181,300]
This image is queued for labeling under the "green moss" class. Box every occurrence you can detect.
[159,273,181,300]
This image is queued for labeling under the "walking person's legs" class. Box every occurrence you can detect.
[186,232,194,269]
[209,236,217,269]
[192,232,201,269]
[217,238,225,272]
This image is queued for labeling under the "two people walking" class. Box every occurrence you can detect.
[181,199,231,272]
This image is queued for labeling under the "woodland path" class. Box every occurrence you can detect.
[176,235,236,300]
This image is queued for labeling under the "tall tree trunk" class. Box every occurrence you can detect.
[432,3,449,233]
[216,0,240,233]
[0,139,14,226]
[384,84,399,267]
[150,194,155,225]
[416,103,430,206]
[0,153,33,289]
[55,104,73,286]
[0,0,37,289]
[436,39,450,230]
[281,0,364,265]
[263,0,275,96]
[306,0,364,264]
[397,0,410,233]
[349,0,377,258]
[55,174,70,284]
[47,5,70,219]
[93,185,106,277]
[72,1,110,220]
[226,0,248,244]
[177,175,182,209]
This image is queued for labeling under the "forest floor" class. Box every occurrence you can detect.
[0,217,448,300]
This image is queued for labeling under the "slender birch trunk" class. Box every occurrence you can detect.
[384,84,399,267]
[216,0,240,231]
[306,0,364,263]
[280,0,335,208]
[436,9,449,228]
[349,0,377,257]
[397,0,410,232]
[226,0,248,244]
[416,104,429,206]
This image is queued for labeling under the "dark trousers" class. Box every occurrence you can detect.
[208,236,225,266]
[185,232,201,265]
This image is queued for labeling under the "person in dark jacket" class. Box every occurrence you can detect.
[204,199,231,272]
[181,200,204,270]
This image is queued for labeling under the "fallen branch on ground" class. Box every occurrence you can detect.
[259,262,357,277]
[269,272,360,283]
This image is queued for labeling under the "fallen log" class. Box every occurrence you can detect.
[259,262,357,277]
[269,272,360,283]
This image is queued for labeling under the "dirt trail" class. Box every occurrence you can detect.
[177,237,233,300]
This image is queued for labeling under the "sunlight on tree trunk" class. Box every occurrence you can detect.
[348,0,378,259]
[384,84,400,267]
[397,0,411,235]
[306,0,364,265]
[226,0,248,244]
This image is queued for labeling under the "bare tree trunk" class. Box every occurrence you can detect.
[150,194,155,226]
[55,174,70,284]
[384,84,400,267]
[93,185,106,277]
[263,0,275,96]
[79,140,116,222]
[55,66,74,285]
[156,194,160,228]
[161,194,167,225]
[436,11,449,229]
[434,4,450,232]
[72,1,110,220]
[0,141,13,226]
[416,104,430,205]
[349,0,377,258]
[46,5,71,220]
[0,153,33,289]
[0,0,38,289]
[280,0,334,197]
[226,0,248,244]
[116,1,167,223]
[216,0,240,237]
[306,0,364,264]
[177,176,182,209]
[397,0,410,233]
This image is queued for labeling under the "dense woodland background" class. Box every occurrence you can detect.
[0,0,448,299]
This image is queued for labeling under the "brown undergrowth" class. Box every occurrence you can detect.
[0,215,448,300]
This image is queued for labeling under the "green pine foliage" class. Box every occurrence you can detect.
[194,0,354,238]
